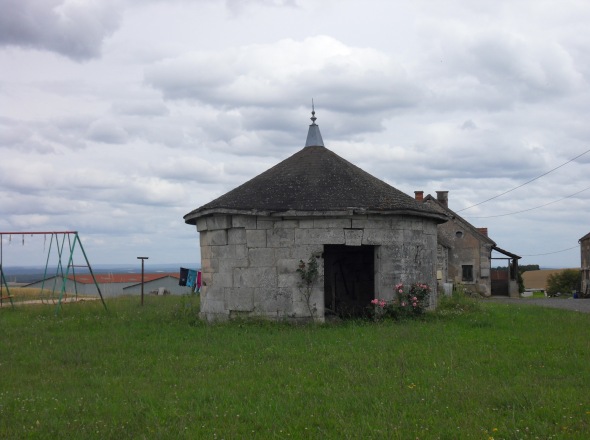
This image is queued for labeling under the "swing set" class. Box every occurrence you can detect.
[0,231,107,313]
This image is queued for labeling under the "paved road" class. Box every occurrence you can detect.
[485,297,590,313]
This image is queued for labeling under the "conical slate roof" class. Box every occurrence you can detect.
[184,113,447,224]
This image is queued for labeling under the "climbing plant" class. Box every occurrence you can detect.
[296,255,319,321]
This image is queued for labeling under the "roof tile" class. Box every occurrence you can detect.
[185,145,446,224]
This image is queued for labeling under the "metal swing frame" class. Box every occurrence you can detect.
[0,231,107,313]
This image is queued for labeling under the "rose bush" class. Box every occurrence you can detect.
[369,282,431,321]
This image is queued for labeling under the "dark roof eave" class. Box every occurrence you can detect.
[493,245,521,260]
[184,208,268,224]
[184,207,449,225]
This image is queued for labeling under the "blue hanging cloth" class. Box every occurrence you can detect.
[186,269,197,288]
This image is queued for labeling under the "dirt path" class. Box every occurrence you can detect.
[0,297,100,307]
[485,297,590,313]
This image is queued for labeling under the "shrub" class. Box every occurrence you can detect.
[436,288,481,316]
[296,256,319,321]
[547,269,581,297]
[369,282,431,321]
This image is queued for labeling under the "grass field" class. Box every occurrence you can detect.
[1,294,589,439]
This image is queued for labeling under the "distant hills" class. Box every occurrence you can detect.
[1,263,200,283]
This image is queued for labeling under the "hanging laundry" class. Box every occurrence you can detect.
[196,271,202,292]
[186,269,197,288]
[179,267,189,286]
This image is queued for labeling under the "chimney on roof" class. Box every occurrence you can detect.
[436,191,448,207]
[477,227,488,237]
[414,191,424,202]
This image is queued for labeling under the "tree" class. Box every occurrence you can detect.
[517,271,525,293]
[546,269,581,297]
[519,264,540,274]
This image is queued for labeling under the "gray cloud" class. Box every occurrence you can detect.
[0,117,91,153]
[86,119,129,144]
[419,25,585,112]
[111,100,170,117]
[464,34,581,100]
[149,157,227,184]
[143,35,423,157]
[145,36,423,113]
[0,120,57,154]
[0,0,121,60]
[461,120,477,130]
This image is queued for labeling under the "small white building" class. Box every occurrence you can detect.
[25,272,193,297]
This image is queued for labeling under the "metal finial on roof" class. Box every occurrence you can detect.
[305,100,324,147]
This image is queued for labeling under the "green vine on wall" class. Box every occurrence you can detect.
[296,256,319,321]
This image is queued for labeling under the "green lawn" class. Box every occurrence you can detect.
[1,295,589,439]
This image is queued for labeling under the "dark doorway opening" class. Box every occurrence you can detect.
[324,245,375,318]
[491,267,510,296]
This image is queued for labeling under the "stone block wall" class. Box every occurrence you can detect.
[437,217,493,297]
[196,213,439,321]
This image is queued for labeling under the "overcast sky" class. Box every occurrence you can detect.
[1,0,589,270]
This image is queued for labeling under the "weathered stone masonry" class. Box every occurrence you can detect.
[195,213,439,322]
[185,111,448,322]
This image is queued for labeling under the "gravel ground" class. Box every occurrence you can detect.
[484,297,590,313]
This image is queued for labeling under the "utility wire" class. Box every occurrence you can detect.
[519,245,579,257]
[465,185,590,218]
[456,148,590,213]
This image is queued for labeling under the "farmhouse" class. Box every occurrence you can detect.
[417,191,521,297]
[184,111,449,322]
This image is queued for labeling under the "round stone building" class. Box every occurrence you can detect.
[184,111,448,322]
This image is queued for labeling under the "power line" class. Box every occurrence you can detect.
[519,245,579,257]
[465,185,590,218]
[456,148,590,213]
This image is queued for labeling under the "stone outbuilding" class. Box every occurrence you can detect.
[184,111,448,322]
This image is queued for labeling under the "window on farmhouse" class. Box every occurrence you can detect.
[462,265,474,282]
